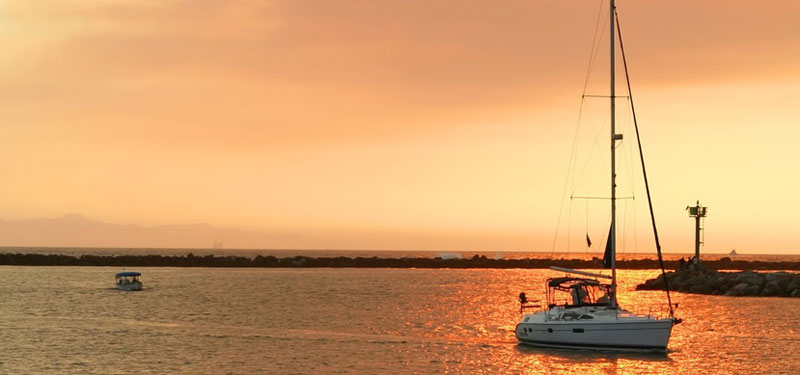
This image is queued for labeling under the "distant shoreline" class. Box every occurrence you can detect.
[2,253,800,270]
[2,247,799,261]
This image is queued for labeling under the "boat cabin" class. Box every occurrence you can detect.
[546,277,612,308]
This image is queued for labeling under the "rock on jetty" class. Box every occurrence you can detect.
[637,267,800,297]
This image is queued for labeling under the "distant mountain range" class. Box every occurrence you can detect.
[0,214,542,251]
[0,214,263,249]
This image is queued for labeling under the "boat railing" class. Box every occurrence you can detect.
[519,301,541,314]
[518,292,542,315]
[538,304,673,321]
[622,303,674,320]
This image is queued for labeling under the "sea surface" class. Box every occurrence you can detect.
[1,266,799,374]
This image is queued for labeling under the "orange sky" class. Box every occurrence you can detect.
[1,0,799,253]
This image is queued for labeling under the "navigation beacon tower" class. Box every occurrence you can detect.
[686,200,708,265]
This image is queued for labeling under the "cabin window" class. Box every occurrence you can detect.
[573,328,584,333]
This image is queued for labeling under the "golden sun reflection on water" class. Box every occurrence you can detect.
[514,346,672,375]
[420,268,797,375]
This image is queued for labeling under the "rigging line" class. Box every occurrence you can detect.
[554,0,607,253]
[567,203,572,253]
[559,97,586,253]
[582,95,630,98]
[569,99,592,195]
[616,99,638,204]
[620,199,627,253]
[622,198,633,254]
[568,101,584,201]
[571,196,634,200]
[569,4,607,201]
[634,191,638,254]
[622,98,640,255]
[625,99,637,198]
[551,97,586,253]
[583,0,610,95]
[616,9,675,318]
[567,196,589,241]
[569,104,590,195]
[578,199,611,257]
[571,108,610,195]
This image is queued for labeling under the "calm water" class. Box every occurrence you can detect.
[1,266,798,374]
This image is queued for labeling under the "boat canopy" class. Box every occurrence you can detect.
[115,272,141,277]
[546,277,611,307]
[547,277,601,289]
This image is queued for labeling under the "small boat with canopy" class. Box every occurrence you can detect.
[115,272,143,291]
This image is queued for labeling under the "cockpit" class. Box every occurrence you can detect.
[546,277,613,308]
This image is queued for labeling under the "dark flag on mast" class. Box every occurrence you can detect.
[602,226,613,269]
[586,233,592,248]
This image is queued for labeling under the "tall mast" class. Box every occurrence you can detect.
[609,0,618,308]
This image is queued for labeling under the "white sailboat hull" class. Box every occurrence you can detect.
[515,309,673,351]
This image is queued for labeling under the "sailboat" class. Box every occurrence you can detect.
[515,0,680,351]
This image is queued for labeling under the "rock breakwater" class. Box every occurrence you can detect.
[637,268,800,297]
[3,253,800,270]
